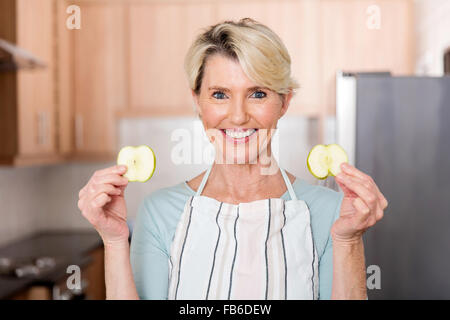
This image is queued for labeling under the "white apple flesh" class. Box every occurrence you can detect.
[307,143,348,180]
[117,145,156,182]
[327,144,348,176]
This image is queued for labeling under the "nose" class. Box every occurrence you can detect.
[228,97,250,125]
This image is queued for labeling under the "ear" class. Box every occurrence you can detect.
[280,90,293,118]
[191,89,201,117]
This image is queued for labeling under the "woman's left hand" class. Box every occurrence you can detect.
[331,163,389,243]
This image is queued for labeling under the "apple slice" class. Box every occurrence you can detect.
[326,144,348,176]
[117,145,156,182]
[307,144,348,180]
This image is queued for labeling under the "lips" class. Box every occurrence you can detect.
[219,128,258,143]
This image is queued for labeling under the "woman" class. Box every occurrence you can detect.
[77,18,388,300]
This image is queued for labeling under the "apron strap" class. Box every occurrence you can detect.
[280,167,298,200]
[196,164,212,196]
[196,164,297,200]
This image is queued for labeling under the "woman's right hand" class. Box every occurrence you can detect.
[77,165,130,246]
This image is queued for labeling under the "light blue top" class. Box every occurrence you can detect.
[130,175,344,300]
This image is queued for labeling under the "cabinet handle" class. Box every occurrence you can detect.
[75,114,84,149]
[42,112,48,146]
[36,111,48,146]
[36,113,41,146]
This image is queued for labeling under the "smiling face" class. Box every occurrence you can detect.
[193,54,293,165]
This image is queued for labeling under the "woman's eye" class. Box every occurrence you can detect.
[212,91,227,99]
[251,91,267,99]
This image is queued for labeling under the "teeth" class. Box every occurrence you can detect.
[224,129,256,139]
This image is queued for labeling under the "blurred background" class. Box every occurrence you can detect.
[0,0,449,299]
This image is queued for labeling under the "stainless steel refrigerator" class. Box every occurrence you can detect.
[336,72,450,299]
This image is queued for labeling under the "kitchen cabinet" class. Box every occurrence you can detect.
[83,247,106,300]
[0,0,62,166]
[55,0,124,161]
[0,232,106,300]
[0,0,126,166]
[8,248,105,300]
[119,0,413,119]
[123,1,217,117]
[212,0,414,141]
[320,0,414,115]
[1,0,415,166]
[121,0,322,118]
[55,0,74,157]
[70,1,126,160]
[214,0,322,117]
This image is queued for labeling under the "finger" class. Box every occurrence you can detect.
[341,163,388,208]
[79,186,87,198]
[353,193,382,228]
[336,173,377,209]
[337,172,373,194]
[91,174,129,187]
[377,189,388,210]
[335,177,358,197]
[373,188,387,209]
[90,193,112,208]
[341,162,381,194]
[341,163,372,182]
[375,208,384,221]
[77,198,85,211]
[380,197,388,210]
[358,177,388,211]
[366,215,378,229]
[93,165,127,178]
[352,197,371,223]
[88,183,121,197]
[118,184,128,194]
[340,167,375,192]
[366,177,388,210]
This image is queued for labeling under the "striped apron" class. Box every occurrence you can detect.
[168,165,319,300]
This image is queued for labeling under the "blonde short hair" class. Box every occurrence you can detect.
[184,18,299,96]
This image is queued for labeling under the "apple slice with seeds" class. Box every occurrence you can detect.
[307,144,348,180]
[117,145,156,182]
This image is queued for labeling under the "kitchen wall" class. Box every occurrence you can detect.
[0,166,51,246]
[415,0,450,75]
[0,116,331,247]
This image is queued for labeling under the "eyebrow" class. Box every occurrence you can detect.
[208,86,265,92]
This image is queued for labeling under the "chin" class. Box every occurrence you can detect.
[218,150,261,165]
[211,131,273,165]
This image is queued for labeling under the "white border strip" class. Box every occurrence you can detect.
[336,72,357,166]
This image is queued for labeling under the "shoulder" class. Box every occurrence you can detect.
[292,178,344,257]
[139,181,194,223]
[142,181,194,210]
[292,179,343,214]
[135,182,194,248]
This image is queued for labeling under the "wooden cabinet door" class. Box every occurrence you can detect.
[72,2,126,158]
[320,0,414,114]
[215,0,322,117]
[126,1,216,116]
[125,0,322,117]
[277,0,322,117]
[15,0,57,157]
[55,0,74,157]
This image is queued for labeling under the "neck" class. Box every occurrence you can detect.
[207,154,284,202]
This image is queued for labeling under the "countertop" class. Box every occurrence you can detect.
[0,230,104,299]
